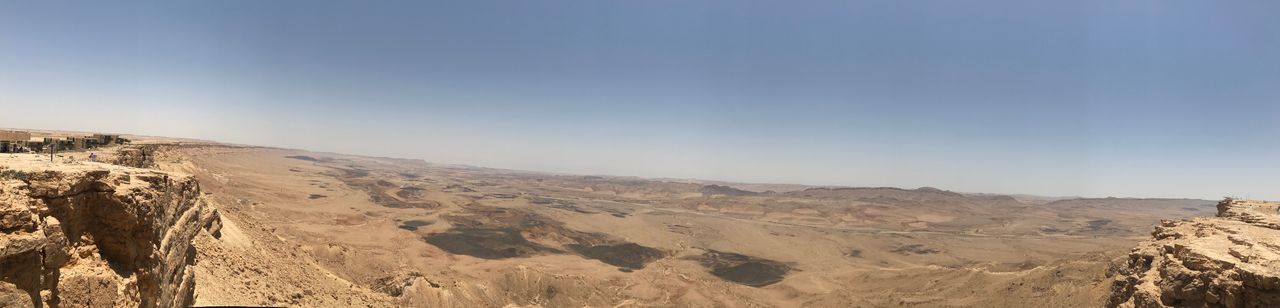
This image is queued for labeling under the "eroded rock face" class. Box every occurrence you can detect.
[111,145,162,168]
[0,163,208,307]
[1107,198,1280,308]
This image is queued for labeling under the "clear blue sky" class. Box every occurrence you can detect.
[2,1,1277,199]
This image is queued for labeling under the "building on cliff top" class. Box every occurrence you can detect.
[0,130,128,153]
[0,130,33,153]
[0,130,31,142]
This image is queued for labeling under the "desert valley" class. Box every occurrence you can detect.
[3,132,1276,307]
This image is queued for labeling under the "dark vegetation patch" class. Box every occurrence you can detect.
[395,186,426,199]
[536,198,631,217]
[285,155,318,162]
[567,243,665,270]
[0,170,29,181]
[397,220,432,231]
[531,198,597,214]
[714,263,790,287]
[1086,219,1113,231]
[541,200,630,218]
[696,250,791,287]
[334,171,440,209]
[548,203,595,214]
[423,228,560,259]
[398,172,420,179]
[666,224,693,235]
[444,184,476,192]
[334,215,367,226]
[1182,207,1202,212]
[432,205,667,268]
[442,206,607,243]
[308,194,327,199]
[700,185,760,197]
[844,249,863,258]
[486,193,519,199]
[892,244,940,255]
[593,204,633,218]
[342,168,370,177]
[372,195,440,209]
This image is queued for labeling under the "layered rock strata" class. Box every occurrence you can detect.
[0,160,209,307]
[1108,198,1280,308]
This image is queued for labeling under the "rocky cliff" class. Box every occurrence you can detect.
[0,157,211,307]
[1108,198,1280,308]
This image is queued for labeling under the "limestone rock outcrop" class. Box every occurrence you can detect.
[0,160,209,307]
[1107,198,1280,308]
[110,145,162,169]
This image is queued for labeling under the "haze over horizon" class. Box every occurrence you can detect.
[2,1,1278,200]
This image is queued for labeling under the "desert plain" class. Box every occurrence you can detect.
[0,135,1237,307]
[130,139,1217,307]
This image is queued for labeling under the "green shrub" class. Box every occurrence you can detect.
[0,169,29,181]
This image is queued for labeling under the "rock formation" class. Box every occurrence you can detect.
[110,145,161,168]
[1108,198,1280,308]
[0,160,211,307]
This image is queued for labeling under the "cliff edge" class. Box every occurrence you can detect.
[1108,198,1280,307]
[0,155,213,307]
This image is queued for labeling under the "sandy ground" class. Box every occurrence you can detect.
[117,143,1215,307]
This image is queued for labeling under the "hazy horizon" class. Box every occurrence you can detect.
[3,1,1278,200]
[0,124,1248,201]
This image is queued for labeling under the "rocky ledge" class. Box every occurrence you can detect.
[1108,198,1280,308]
[0,157,215,307]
